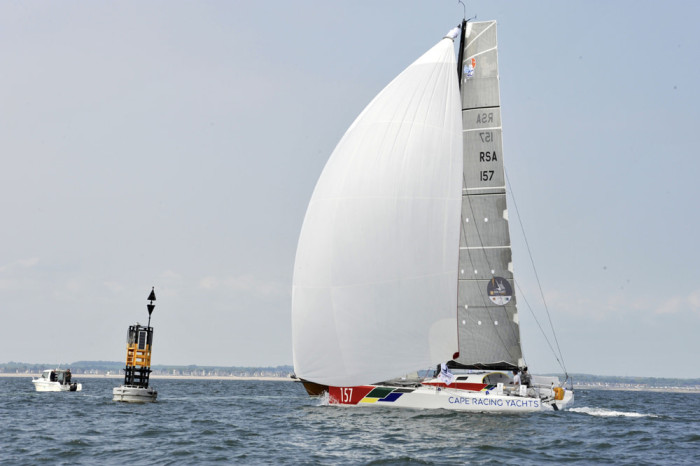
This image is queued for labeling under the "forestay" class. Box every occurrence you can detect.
[292,37,463,387]
[455,21,524,370]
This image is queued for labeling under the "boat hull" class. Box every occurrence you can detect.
[300,379,329,397]
[32,380,82,392]
[325,384,573,412]
[112,386,158,403]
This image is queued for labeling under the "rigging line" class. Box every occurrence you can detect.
[513,279,565,372]
[504,168,568,376]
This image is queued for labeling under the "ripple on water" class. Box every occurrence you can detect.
[0,379,699,465]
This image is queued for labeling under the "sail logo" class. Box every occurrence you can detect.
[464,57,476,78]
[487,277,512,305]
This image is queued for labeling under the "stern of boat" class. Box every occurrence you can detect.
[539,387,574,411]
[554,388,574,410]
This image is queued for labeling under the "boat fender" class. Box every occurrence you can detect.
[553,387,564,400]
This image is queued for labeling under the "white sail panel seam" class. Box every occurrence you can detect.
[463,126,501,132]
[463,186,506,191]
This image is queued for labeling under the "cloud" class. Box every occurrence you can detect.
[18,258,40,267]
[655,290,700,316]
[199,276,219,290]
[540,288,675,322]
[103,281,125,293]
[198,274,289,298]
[0,278,20,291]
[537,290,623,321]
[160,270,182,280]
[0,257,40,272]
[0,258,41,291]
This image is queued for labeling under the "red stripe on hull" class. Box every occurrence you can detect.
[328,386,375,405]
[422,382,488,391]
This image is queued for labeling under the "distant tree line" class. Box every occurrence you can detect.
[560,373,700,388]
[0,361,294,377]
[2,362,698,387]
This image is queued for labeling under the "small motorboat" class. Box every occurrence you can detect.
[32,369,82,392]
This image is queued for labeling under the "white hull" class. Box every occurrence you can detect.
[32,379,82,392]
[112,386,157,403]
[325,383,574,412]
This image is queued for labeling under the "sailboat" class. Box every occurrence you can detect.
[291,19,574,412]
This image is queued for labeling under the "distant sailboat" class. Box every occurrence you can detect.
[291,19,573,411]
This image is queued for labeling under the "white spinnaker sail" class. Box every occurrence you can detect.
[292,37,463,387]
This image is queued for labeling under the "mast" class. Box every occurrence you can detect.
[452,17,468,363]
[457,19,467,88]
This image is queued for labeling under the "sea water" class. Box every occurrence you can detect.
[1,377,698,464]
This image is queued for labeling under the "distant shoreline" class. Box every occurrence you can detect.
[0,373,294,382]
[574,385,700,394]
[2,373,698,392]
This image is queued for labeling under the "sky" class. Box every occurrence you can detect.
[1,1,699,379]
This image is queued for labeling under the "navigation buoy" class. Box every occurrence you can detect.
[112,287,159,403]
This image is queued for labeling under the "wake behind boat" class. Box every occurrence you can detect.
[291,18,573,412]
[32,369,82,392]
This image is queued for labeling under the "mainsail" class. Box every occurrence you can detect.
[292,37,463,387]
[454,21,524,370]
